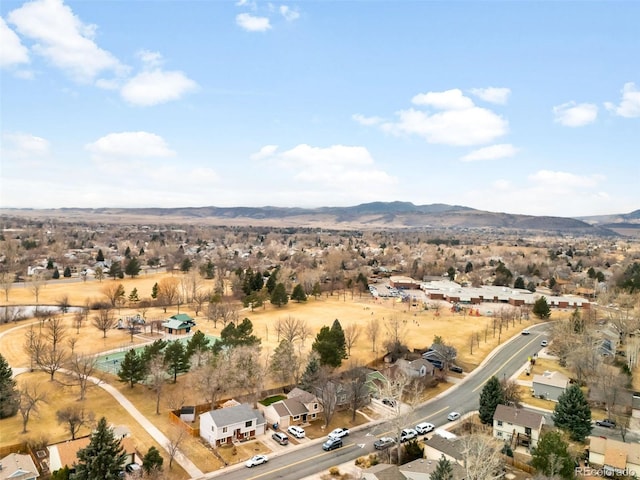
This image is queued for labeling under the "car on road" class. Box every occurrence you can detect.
[245,455,268,468]
[322,437,343,451]
[272,432,289,445]
[540,339,548,347]
[374,437,396,450]
[415,422,435,434]
[328,427,350,439]
[447,412,461,421]
[521,329,531,335]
[595,418,616,428]
[287,425,305,438]
[399,428,418,443]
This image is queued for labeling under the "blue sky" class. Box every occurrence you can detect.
[1,0,639,217]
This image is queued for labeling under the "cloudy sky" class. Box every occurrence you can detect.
[1,0,639,217]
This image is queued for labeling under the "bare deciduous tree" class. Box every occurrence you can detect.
[18,381,47,433]
[56,405,93,440]
[68,353,98,400]
[101,282,125,307]
[146,355,167,415]
[344,323,361,357]
[45,315,67,352]
[165,426,186,469]
[344,366,369,422]
[92,307,116,338]
[366,317,380,353]
[28,273,45,305]
[275,316,308,344]
[157,277,180,312]
[460,434,505,480]
[0,271,13,301]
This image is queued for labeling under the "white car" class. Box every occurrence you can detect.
[245,455,268,468]
[447,412,461,421]
[328,427,350,439]
[540,339,548,347]
[521,329,531,335]
[287,425,305,438]
[399,428,418,443]
[415,422,435,434]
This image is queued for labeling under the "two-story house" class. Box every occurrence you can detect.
[532,370,570,402]
[493,404,545,449]
[260,388,323,429]
[199,403,266,446]
[588,436,640,476]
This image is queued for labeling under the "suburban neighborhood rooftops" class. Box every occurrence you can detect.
[532,370,570,388]
[493,404,545,430]
[201,403,265,428]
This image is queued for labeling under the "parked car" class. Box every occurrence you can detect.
[399,428,418,443]
[374,437,396,450]
[449,365,463,373]
[540,339,548,347]
[328,427,350,439]
[272,432,289,445]
[595,418,616,428]
[382,398,397,407]
[287,425,305,438]
[322,437,343,451]
[415,422,435,434]
[521,329,531,335]
[245,455,268,468]
[447,412,461,421]
[125,463,142,474]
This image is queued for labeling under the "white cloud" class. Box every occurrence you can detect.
[553,101,598,127]
[121,69,197,106]
[0,17,30,67]
[412,89,474,110]
[605,82,640,118]
[461,144,518,162]
[250,145,279,160]
[377,88,508,146]
[529,170,602,189]
[469,87,511,105]
[265,144,397,189]
[352,113,383,126]
[236,13,271,32]
[279,5,300,21]
[137,49,163,69]
[1,132,50,158]
[7,0,125,83]
[86,131,175,158]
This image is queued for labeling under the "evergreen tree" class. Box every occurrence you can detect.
[201,260,215,279]
[531,431,575,479]
[270,282,288,307]
[142,446,164,475]
[124,257,141,277]
[312,320,347,368]
[300,355,320,391]
[142,339,168,363]
[51,466,71,480]
[63,266,72,278]
[478,376,504,425]
[532,296,551,319]
[0,353,19,418]
[109,260,123,280]
[74,416,127,480]
[291,284,307,302]
[117,349,146,388]
[128,288,139,303]
[431,455,454,480]
[215,318,260,351]
[553,384,592,441]
[180,258,192,273]
[186,330,210,360]
[52,268,60,279]
[164,341,190,383]
[250,271,264,291]
[513,276,525,289]
[151,282,159,299]
[96,249,105,262]
[311,282,322,298]
[266,269,278,294]
[124,246,131,258]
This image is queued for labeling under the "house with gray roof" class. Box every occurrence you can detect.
[422,434,464,465]
[532,370,570,401]
[0,453,39,480]
[199,403,266,446]
[260,392,322,429]
[161,313,196,335]
[493,404,545,449]
[362,457,466,480]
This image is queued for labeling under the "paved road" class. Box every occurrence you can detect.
[198,323,552,480]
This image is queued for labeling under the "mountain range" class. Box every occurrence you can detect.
[2,202,639,236]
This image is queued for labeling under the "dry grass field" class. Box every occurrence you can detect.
[0,271,550,476]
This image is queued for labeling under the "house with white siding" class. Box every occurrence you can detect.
[199,403,266,446]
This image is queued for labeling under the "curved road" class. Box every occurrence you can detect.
[198,323,551,480]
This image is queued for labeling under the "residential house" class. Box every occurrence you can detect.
[532,370,570,401]
[493,404,545,449]
[588,436,640,476]
[48,435,136,474]
[161,313,196,335]
[422,434,464,465]
[0,453,39,480]
[396,358,435,378]
[199,403,266,446]
[362,457,466,480]
[596,326,620,356]
[260,388,322,429]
